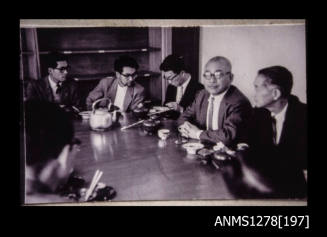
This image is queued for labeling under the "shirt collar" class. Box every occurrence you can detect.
[208,89,228,102]
[117,81,128,90]
[179,75,191,89]
[48,76,58,90]
[271,102,288,121]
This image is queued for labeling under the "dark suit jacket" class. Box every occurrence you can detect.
[25,76,81,109]
[178,85,252,148]
[86,77,145,112]
[244,95,307,197]
[164,78,204,110]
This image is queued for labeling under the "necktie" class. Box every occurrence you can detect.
[176,86,183,104]
[207,97,215,130]
[271,115,277,145]
[56,82,62,94]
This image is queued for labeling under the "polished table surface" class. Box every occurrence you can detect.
[73,113,234,201]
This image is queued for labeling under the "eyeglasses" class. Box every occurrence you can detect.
[54,66,71,73]
[164,73,179,81]
[203,71,230,80]
[121,72,138,80]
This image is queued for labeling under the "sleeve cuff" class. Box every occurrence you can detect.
[196,130,203,140]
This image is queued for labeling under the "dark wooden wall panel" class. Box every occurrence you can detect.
[172,27,200,81]
[39,53,150,78]
[37,27,149,51]
[21,27,164,107]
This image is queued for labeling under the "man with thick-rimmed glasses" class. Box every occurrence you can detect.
[86,55,145,112]
[178,56,252,149]
[25,52,81,110]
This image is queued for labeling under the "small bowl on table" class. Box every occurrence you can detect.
[182,142,204,155]
[79,111,92,120]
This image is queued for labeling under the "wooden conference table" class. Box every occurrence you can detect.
[73,112,234,201]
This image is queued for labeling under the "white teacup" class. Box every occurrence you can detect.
[158,129,170,140]
[182,142,204,155]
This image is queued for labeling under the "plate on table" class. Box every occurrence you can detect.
[182,142,204,155]
[79,111,92,120]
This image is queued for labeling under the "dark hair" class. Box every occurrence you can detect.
[114,55,139,73]
[258,66,293,97]
[159,54,186,74]
[45,52,68,69]
[24,100,74,167]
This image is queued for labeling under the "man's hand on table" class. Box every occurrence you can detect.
[178,121,203,140]
[166,102,184,113]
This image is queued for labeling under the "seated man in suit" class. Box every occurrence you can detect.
[160,54,204,117]
[24,100,80,204]
[241,65,307,198]
[86,55,145,112]
[25,52,81,111]
[178,56,252,148]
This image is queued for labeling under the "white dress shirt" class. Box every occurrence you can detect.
[175,76,191,104]
[195,89,228,139]
[114,83,128,111]
[206,90,228,130]
[48,76,61,103]
[271,103,288,144]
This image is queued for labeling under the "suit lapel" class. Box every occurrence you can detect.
[217,87,234,129]
[108,78,118,104]
[43,76,54,102]
[278,104,291,146]
[199,91,210,127]
[218,99,227,129]
[180,80,193,105]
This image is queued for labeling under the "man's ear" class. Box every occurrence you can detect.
[272,88,282,100]
[115,71,120,78]
[48,68,53,74]
[229,73,234,83]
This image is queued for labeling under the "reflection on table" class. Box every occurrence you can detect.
[73,113,233,201]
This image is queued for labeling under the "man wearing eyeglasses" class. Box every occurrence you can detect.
[86,55,145,112]
[160,55,204,117]
[178,56,252,149]
[25,52,81,110]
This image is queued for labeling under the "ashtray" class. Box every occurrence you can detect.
[84,182,116,202]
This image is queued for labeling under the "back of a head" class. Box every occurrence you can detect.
[114,55,139,73]
[159,54,186,74]
[24,100,74,168]
[258,66,293,98]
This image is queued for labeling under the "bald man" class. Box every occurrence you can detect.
[178,56,252,148]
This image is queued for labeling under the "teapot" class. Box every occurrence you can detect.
[89,98,119,131]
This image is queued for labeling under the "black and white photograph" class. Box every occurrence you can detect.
[20,19,307,206]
